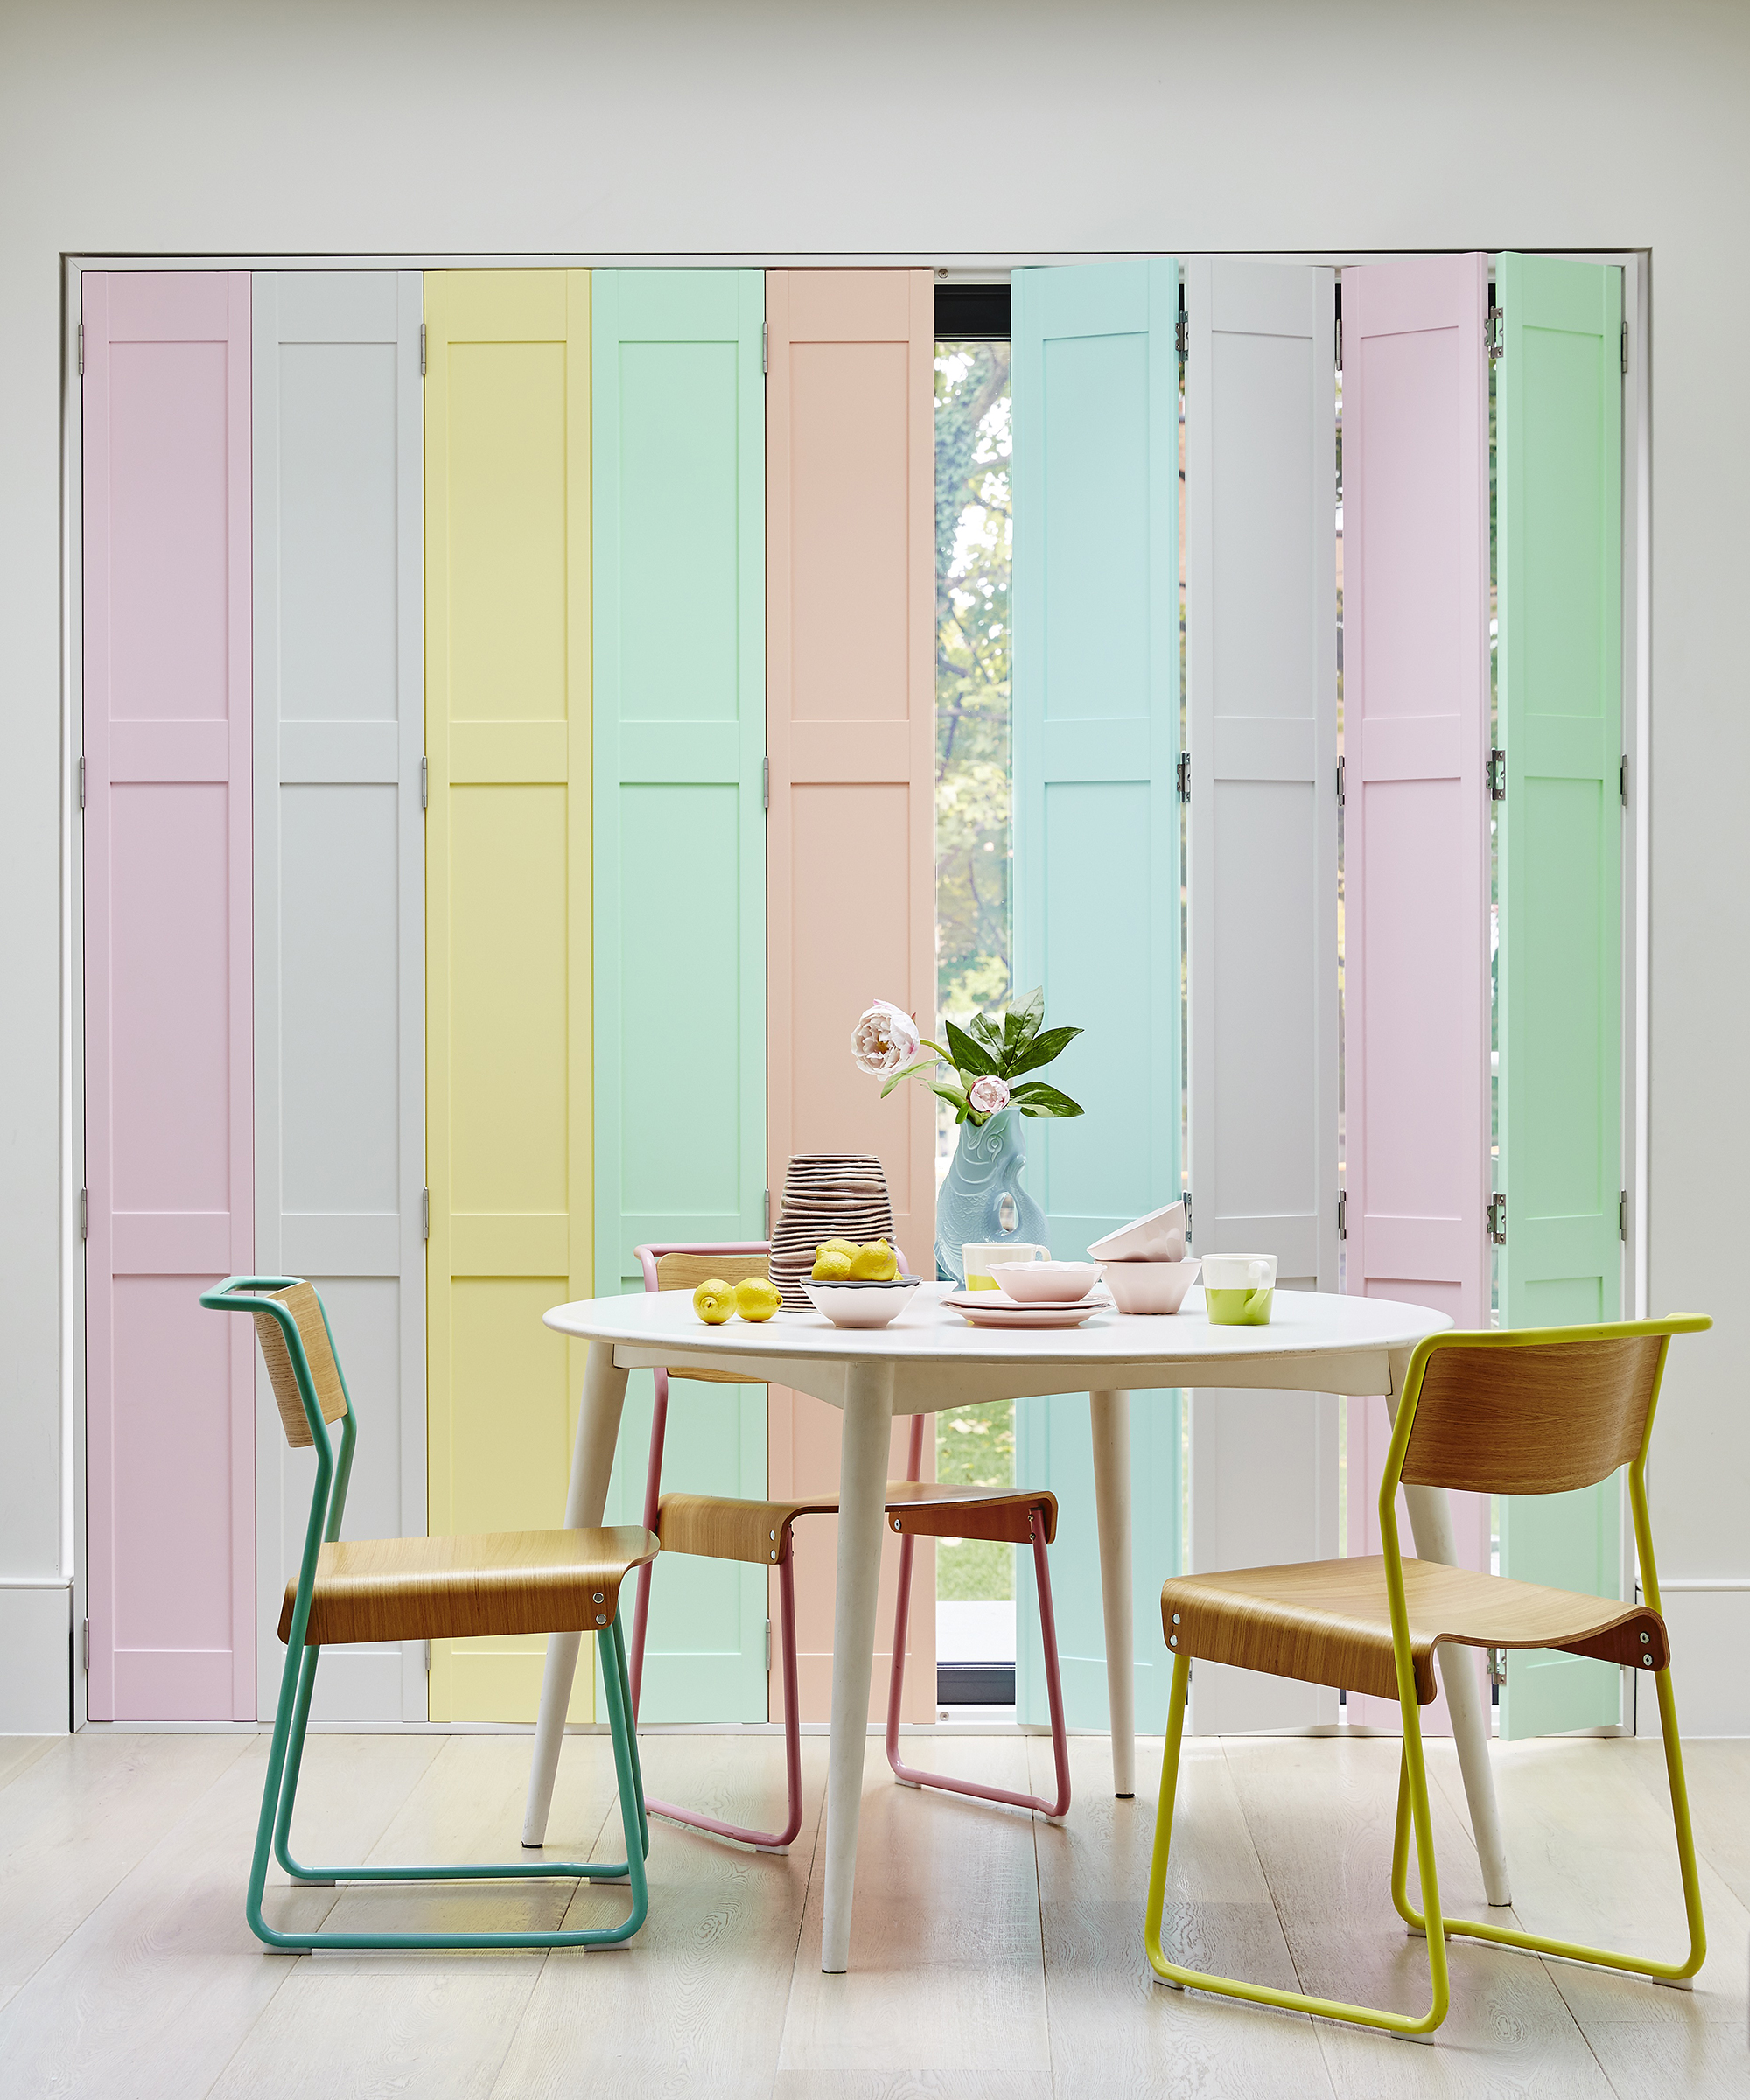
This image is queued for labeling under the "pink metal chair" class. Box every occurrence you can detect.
[626,1242,1072,1850]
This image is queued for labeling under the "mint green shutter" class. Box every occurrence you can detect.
[1012,260,1183,1732]
[1496,254,1626,1738]
[592,270,768,1720]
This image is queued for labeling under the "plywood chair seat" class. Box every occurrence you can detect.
[1161,1553,1669,1707]
[278,1525,658,1648]
[658,1480,1059,1564]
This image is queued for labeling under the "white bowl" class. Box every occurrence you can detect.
[801,1278,920,1328]
[1099,1257,1200,1314]
[1087,1201,1186,1264]
[990,1260,1102,1305]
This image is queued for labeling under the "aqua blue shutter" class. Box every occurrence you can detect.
[592,270,768,1721]
[1012,260,1183,1732]
[1496,255,1627,1739]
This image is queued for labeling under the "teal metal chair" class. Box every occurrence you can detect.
[203,1274,657,1952]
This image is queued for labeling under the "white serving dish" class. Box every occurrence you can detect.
[989,1259,1102,1305]
[1098,1257,1200,1315]
[801,1278,920,1328]
[1087,1200,1186,1264]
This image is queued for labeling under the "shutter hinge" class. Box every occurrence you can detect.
[1620,753,1628,807]
[81,1619,90,1672]
[1487,1647,1507,1689]
[1621,318,1629,375]
[1176,751,1191,803]
[1488,748,1507,801]
[1336,1189,1348,1241]
[763,1187,771,1237]
[1336,754,1345,807]
[764,1618,772,1672]
[419,322,426,376]
[420,755,428,809]
[1488,1194,1507,1246]
[1334,312,1342,370]
[422,1640,431,1673]
[78,755,86,810]
[1175,312,1189,364]
[761,321,768,376]
[1183,1191,1193,1245]
[762,754,769,810]
[1620,1188,1628,1242]
[423,1187,430,1241]
[80,1187,88,1241]
[1486,308,1505,362]
[77,321,84,376]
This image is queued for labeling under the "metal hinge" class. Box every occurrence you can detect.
[763,1187,771,1237]
[1488,748,1507,801]
[77,322,84,376]
[78,755,86,810]
[761,321,768,376]
[1336,754,1345,807]
[1620,754,1628,807]
[1175,312,1189,363]
[422,1640,431,1673]
[80,1187,88,1241]
[1621,319,1629,375]
[764,1619,772,1672]
[1488,1194,1507,1246]
[1176,751,1191,803]
[1620,1188,1628,1242]
[762,755,769,810]
[419,322,426,376]
[420,755,428,809]
[422,1187,430,1241]
[1337,1190,1348,1241]
[1486,308,1505,361]
[1334,312,1342,369]
[1487,1647,1507,1688]
[81,1619,90,1672]
[1183,1191,1193,1245]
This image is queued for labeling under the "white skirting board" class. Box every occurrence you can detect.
[1648,1586,1750,1736]
[0,1587,71,1732]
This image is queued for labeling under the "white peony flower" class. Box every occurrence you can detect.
[968,1074,1012,1116]
[851,1000,920,1077]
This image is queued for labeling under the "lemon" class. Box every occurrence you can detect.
[816,1237,859,1261]
[849,1239,898,1281]
[733,1276,781,1322]
[811,1249,854,1281]
[692,1278,735,1324]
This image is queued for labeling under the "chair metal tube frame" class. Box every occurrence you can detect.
[1143,1316,1708,2038]
[205,1275,651,1951]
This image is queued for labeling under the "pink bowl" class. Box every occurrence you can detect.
[1099,1258,1200,1314]
[989,1260,1102,1305]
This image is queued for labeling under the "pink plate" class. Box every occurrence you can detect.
[941,1290,1114,1330]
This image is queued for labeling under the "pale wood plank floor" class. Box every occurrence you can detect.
[0,1726,1744,2098]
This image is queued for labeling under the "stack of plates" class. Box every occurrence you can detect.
[942,1287,1115,1330]
[769,1152,895,1310]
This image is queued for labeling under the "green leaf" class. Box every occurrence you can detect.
[1006,1024,1082,1077]
[878,1053,940,1099]
[1010,1080,1084,1119]
[967,1011,1006,1060]
[928,1081,971,1117]
[945,1018,998,1078]
[1001,986,1046,1071]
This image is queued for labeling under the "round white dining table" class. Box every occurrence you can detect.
[522,1282,1508,1974]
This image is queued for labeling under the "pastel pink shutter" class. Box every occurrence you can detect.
[84,271,255,1721]
[1342,256,1491,1731]
[765,269,937,1722]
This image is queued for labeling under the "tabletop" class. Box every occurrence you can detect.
[543,1283,1452,1410]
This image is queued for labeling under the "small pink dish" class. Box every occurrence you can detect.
[989,1260,1102,1305]
[1099,1258,1201,1314]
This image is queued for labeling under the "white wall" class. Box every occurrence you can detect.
[4,0,1746,1727]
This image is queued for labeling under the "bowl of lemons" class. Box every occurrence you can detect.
[800,1238,919,1328]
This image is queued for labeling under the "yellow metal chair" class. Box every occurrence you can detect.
[1144,1316,1711,2040]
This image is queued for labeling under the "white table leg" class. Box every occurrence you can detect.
[820,1359,894,1973]
[1089,1389,1136,1797]
[1389,1345,1512,1907]
[522,1340,629,1848]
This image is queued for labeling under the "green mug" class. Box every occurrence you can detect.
[1201,1253,1278,1326]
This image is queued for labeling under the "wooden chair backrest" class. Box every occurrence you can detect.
[250,1281,350,1449]
[654,1250,771,1388]
[1400,1333,1665,1496]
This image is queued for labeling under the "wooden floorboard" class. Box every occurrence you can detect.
[0,1727,1741,2096]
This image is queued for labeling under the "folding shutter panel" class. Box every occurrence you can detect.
[765,269,937,1724]
[1012,259,1182,1733]
[1497,254,1626,1739]
[592,270,768,1721]
[1184,261,1339,1733]
[252,270,425,1722]
[1341,256,1494,1731]
[424,270,593,1724]
[83,271,255,1721]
